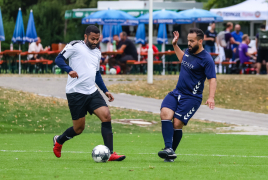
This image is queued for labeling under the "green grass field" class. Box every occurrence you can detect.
[1,134,268,179]
[1,86,268,179]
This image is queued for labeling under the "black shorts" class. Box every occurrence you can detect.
[257,48,268,63]
[224,49,233,59]
[66,90,107,120]
[120,55,136,63]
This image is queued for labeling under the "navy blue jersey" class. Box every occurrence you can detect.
[175,49,216,99]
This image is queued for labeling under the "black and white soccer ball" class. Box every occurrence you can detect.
[92,145,111,163]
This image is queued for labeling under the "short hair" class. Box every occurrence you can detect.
[261,24,266,29]
[113,34,118,37]
[85,25,100,35]
[242,34,249,41]
[226,22,233,28]
[121,32,127,37]
[189,28,204,40]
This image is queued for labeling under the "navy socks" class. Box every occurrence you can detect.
[57,126,78,145]
[172,129,183,152]
[161,120,174,149]
[101,122,113,154]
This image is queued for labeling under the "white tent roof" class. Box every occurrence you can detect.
[210,0,268,21]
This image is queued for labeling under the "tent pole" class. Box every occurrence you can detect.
[19,44,21,75]
[162,24,165,75]
[147,0,153,84]
[250,21,254,40]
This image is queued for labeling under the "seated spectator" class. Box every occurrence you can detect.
[238,34,256,65]
[117,32,138,74]
[28,37,48,60]
[113,35,120,49]
[140,41,159,60]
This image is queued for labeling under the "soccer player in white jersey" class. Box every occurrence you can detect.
[53,25,126,161]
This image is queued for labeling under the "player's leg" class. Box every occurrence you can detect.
[172,118,184,152]
[53,117,85,158]
[53,93,88,158]
[158,93,178,160]
[90,90,125,161]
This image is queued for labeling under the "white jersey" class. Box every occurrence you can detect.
[60,40,101,95]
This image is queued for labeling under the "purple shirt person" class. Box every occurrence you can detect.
[238,43,250,64]
[238,34,256,64]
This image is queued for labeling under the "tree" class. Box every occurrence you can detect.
[205,0,246,10]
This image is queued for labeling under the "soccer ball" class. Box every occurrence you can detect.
[110,68,117,75]
[92,145,111,163]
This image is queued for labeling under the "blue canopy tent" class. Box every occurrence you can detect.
[102,24,122,43]
[157,24,168,45]
[135,24,146,44]
[177,8,223,25]
[82,9,138,25]
[0,7,5,52]
[138,10,192,75]
[12,8,25,74]
[82,9,138,51]
[25,10,38,43]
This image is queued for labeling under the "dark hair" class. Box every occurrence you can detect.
[189,28,204,40]
[85,25,100,35]
[113,34,118,37]
[121,31,127,37]
[261,24,266,29]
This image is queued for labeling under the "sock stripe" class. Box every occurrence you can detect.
[174,129,182,130]
[161,120,172,122]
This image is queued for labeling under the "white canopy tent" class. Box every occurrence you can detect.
[210,0,268,37]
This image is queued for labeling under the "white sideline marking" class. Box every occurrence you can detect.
[0,150,267,158]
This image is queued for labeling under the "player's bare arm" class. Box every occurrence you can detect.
[172,31,184,61]
[105,92,114,102]
[205,78,217,110]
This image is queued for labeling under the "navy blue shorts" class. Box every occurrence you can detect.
[161,91,201,125]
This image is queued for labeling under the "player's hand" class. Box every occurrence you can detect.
[205,97,215,110]
[69,71,78,79]
[105,92,114,102]
[172,31,180,46]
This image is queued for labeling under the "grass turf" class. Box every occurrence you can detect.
[1,133,268,180]
[108,75,268,114]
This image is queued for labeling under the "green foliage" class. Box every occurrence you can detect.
[0,0,116,51]
[205,0,246,10]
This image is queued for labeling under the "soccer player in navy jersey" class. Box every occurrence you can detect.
[158,28,217,162]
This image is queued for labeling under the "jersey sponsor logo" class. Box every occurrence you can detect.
[184,107,195,120]
[185,54,189,57]
[175,112,182,117]
[192,81,201,94]
[181,60,194,69]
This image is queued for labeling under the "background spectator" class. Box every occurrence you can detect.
[117,32,138,74]
[140,41,159,60]
[204,22,218,53]
[255,24,268,75]
[224,22,240,61]
[238,34,256,65]
[28,37,48,60]
[231,24,243,61]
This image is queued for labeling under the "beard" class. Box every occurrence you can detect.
[188,44,199,54]
[85,39,97,49]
